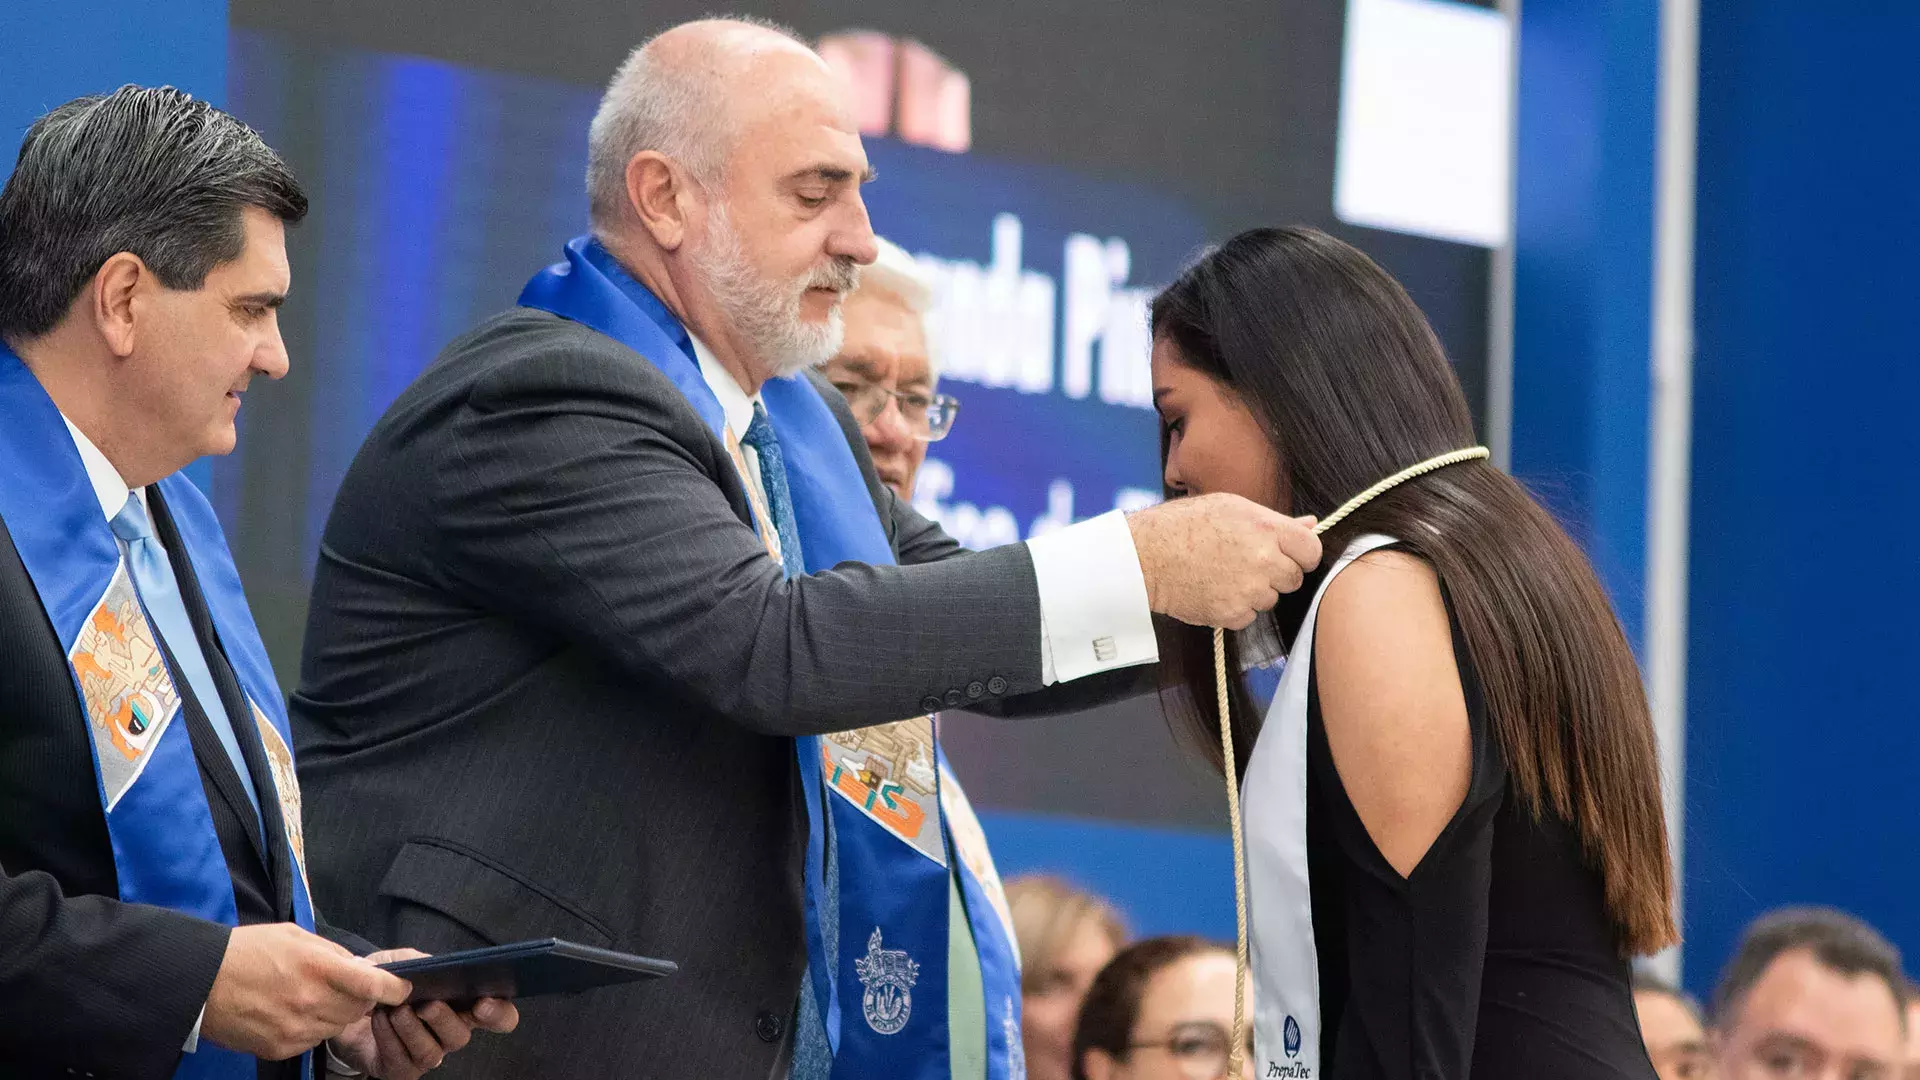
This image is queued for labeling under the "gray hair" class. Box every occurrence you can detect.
[862,237,933,315]
[0,85,307,341]
[860,236,940,377]
[585,17,806,235]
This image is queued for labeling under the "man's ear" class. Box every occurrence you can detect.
[91,253,147,358]
[626,151,694,251]
[1082,1047,1118,1080]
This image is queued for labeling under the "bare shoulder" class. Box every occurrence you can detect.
[1314,547,1471,878]
[1317,549,1450,654]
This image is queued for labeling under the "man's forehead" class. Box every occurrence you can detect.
[729,53,865,152]
[1738,952,1904,1058]
[1634,992,1702,1040]
[210,208,291,288]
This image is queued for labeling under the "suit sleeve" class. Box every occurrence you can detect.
[821,371,1162,719]
[431,348,1046,737]
[315,916,376,957]
[0,861,231,1078]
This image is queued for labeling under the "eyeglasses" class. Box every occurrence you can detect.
[1128,1021,1256,1080]
[829,379,960,442]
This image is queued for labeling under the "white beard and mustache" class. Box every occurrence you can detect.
[693,200,862,379]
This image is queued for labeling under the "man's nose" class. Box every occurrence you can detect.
[867,396,915,450]
[831,193,879,266]
[256,328,291,380]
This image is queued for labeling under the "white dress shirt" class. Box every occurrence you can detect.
[688,338,1157,685]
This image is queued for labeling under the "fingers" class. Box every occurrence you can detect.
[322,952,414,1007]
[385,1005,451,1070]
[469,998,521,1033]
[372,1011,428,1080]
[1274,516,1324,574]
[416,1001,476,1053]
[365,947,429,966]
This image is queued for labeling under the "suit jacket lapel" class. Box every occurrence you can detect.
[147,487,294,919]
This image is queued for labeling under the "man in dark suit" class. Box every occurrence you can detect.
[0,86,515,1080]
[292,18,1320,1080]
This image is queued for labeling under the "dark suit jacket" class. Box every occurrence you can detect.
[293,307,1143,1078]
[0,486,352,1080]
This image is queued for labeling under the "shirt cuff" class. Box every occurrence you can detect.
[325,1040,368,1076]
[1027,510,1157,685]
[183,1006,204,1053]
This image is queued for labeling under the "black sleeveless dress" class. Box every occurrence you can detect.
[1301,598,1657,1079]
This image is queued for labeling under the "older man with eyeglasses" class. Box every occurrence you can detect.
[819,236,959,499]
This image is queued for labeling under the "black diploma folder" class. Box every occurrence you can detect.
[378,938,677,1006]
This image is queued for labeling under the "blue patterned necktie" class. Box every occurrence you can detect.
[740,401,807,578]
[111,493,261,819]
[741,401,835,1080]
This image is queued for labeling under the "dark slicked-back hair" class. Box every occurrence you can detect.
[1711,906,1909,1029]
[0,85,306,341]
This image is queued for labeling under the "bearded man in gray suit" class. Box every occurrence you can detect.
[292,17,1319,1079]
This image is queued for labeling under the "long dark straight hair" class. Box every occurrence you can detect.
[1150,226,1676,955]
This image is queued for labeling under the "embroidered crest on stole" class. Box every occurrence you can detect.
[250,701,308,883]
[822,719,945,863]
[855,926,920,1035]
[68,563,180,810]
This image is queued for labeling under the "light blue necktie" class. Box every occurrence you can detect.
[742,403,837,1080]
[111,493,261,820]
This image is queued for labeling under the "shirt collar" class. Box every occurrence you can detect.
[59,412,142,521]
[690,334,761,440]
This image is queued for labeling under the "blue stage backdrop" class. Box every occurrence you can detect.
[210,3,1496,949]
[1,0,229,492]
[224,28,1238,939]
[1682,0,1920,996]
[225,31,1198,575]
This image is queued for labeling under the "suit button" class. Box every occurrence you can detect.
[987,676,1008,695]
[967,681,986,699]
[944,689,964,707]
[920,696,942,714]
[755,1010,784,1043]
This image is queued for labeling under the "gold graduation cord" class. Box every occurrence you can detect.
[1215,446,1490,1078]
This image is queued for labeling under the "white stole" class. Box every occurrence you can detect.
[1244,532,1399,1078]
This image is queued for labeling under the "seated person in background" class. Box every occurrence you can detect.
[1634,972,1714,1080]
[1711,906,1908,1080]
[1071,935,1252,1080]
[1008,876,1129,1080]
[816,234,958,499]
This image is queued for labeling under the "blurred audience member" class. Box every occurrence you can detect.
[1711,907,1907,1080]
[817,235,957,499]
[1008,875,1128,1080]
[1634,972,1714,1080]
[1071,935,1253,1080]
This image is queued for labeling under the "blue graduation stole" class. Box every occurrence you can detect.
[938,751,1028,1080]
[521,237,1022,1080]
[0,345,316,1079]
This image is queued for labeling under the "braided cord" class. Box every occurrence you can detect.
[1215,446,1488,1077]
